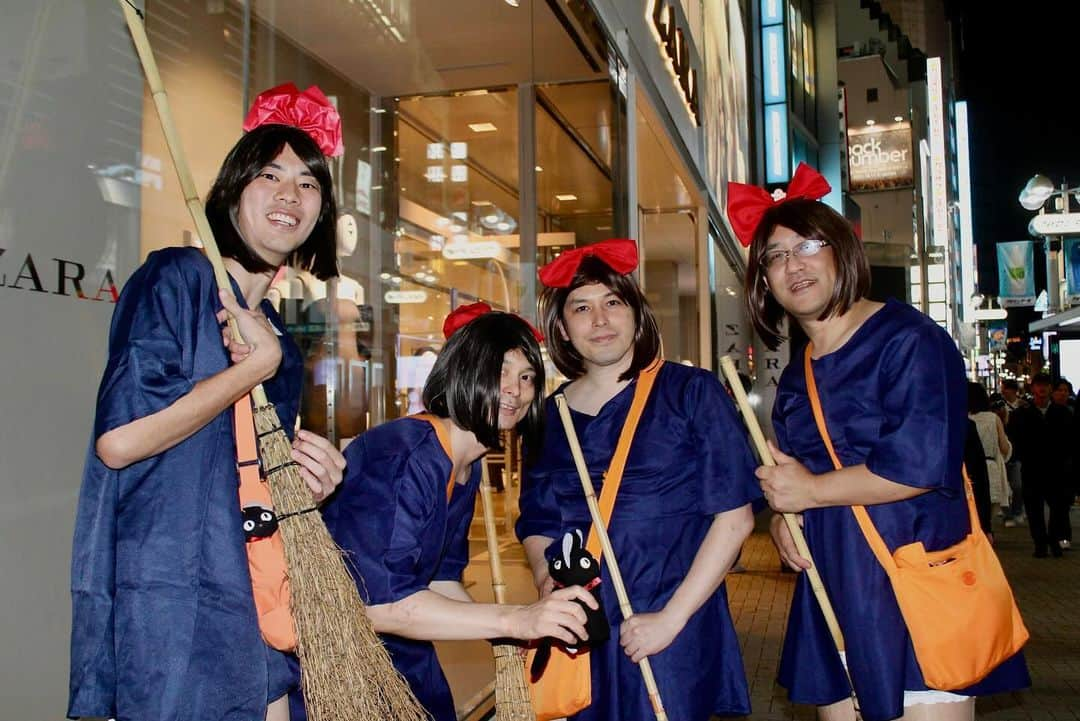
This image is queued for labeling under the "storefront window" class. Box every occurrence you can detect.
[636,89,701,366]
[129,1,618,714]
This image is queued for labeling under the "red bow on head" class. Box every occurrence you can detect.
[538,238,639,288]
[442,302,544,343]
[242,82,344,158]
[726,163,831,247]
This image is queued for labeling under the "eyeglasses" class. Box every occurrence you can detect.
[760,239,830,270]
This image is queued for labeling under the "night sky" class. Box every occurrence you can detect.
[957,3,1080,335]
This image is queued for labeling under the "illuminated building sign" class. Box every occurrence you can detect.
[761,1,788,183]
[956,101,977,323]
[649,0,701,125]
[384,290,428,304]
[765,106,789,183]
[846,121,913,191]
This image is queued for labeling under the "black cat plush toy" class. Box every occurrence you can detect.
[529,528,609,681]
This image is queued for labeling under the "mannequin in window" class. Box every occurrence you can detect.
[299,209,369,443]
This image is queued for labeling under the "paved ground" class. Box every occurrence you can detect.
[456,497,1079,720]
[728,509,1080,720]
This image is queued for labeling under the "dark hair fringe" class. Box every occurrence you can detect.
[205,124,338,280]
[421,312,545,454]
[744,198,870,350]
[967,381,991,414]
[538,256,661,382]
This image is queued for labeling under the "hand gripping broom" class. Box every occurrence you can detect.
[117,3,426,719]
[718,356,861,717]
[478,461,536,721]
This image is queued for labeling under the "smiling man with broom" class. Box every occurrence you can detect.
[68,86,348,721]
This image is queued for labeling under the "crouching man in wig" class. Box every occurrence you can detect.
[515,239,762,721]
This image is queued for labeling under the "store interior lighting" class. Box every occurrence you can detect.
[467,122,498,133]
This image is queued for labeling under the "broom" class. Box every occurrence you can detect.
[117,3,426,719]
[478,461,536,721]
[554,396,669,721]
[718,356,860,716]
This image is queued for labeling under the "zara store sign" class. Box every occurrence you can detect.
[0,248,119,302]
[649,0,701,126]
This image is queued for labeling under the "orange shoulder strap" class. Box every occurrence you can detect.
[802,344,981,577]
[584,359,663,560]
[411,413,457,502]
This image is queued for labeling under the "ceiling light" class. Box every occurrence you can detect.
[496,221,511,231]
[471,200,493,206]
[379,272,391,280]
[505,0,520,6]
[865,119,876,126]
[371,146,387,152]
[484,214,500,224]
[535,165,543,172]
[893,115,903,122]
[468,122,498,133]
[555,194,578,201]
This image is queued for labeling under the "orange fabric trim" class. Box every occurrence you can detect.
[411,413,457,502]
[584,358,663,561]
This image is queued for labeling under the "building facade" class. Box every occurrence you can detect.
[0,1,763,716]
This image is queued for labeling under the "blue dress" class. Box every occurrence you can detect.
[68,247,302,721]
[773,299,1030,721]
[311,416,481,721]
[516,362,762,721]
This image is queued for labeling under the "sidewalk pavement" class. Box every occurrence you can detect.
[728,507,1080,720]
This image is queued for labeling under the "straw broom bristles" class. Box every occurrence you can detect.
[479,462,536,721]
[117,3,427,718]
[254,406,428,721]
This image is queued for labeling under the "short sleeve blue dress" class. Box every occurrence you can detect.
[68,247,303,721]
[305,416,480,721]
[516,362,762,721]
[773,299,1030,721]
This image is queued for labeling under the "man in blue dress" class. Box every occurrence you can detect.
[516,239,761,721]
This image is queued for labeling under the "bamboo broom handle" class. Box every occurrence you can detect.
[117,1,269,407]
[717,357,845,652]
[479,462,508,605]
[554,396,668,721]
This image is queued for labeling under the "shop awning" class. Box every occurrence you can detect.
[1029,306,1080,333]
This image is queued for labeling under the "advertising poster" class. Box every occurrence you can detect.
[997,240,1036,307]
[988,322,1007,353]
[846,121,913,192]
[1065,237,1080,304]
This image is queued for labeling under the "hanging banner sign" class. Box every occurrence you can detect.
[988,322,1007,353]
[997,240,1036,307]
[1065,237,1080,304]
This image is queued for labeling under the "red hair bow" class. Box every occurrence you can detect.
[726,163,831,247]
[242,83,344,158]
[443,302,544,343]
[538,238,638,288]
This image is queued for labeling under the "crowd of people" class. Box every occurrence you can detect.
[968,375,1079,557]
[68,85,1032,721]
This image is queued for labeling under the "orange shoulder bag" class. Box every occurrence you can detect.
[526,360,662,721]
[234,393,297,651]
[803,345,1027,689]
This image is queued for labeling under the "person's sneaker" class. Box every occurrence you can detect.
[1003,519,1017,528]
[1060,540,1072,551]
